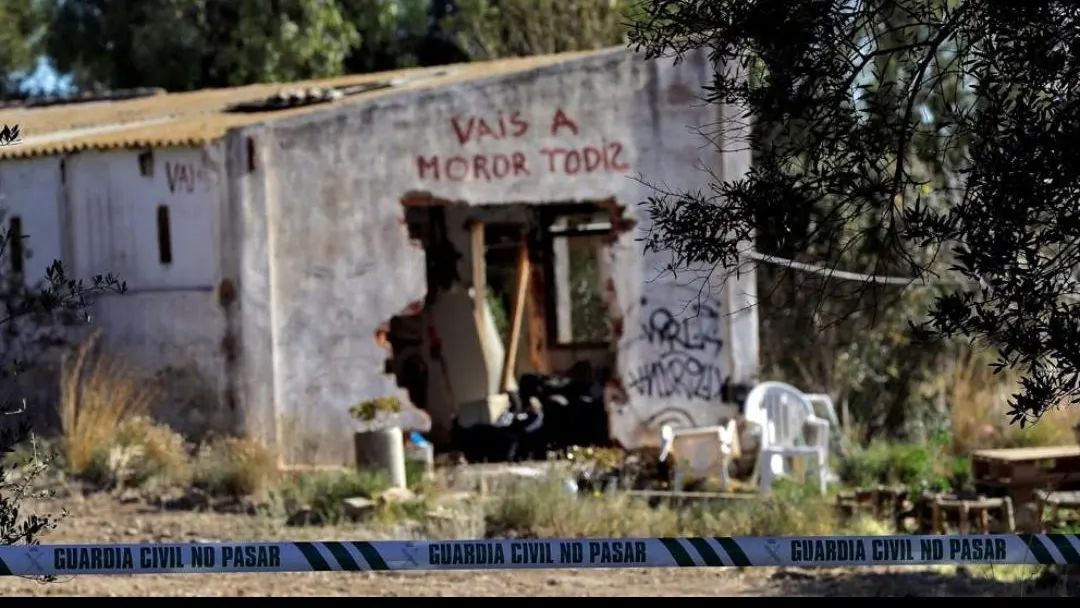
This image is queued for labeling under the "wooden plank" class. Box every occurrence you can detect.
[470,221,488,347]
[972,446,1080,462]
[498,239,531,393]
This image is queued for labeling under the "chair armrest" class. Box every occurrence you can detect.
[805,416,830,449]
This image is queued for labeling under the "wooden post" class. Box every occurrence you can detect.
[499,239,531,393]
[470,221,488,353]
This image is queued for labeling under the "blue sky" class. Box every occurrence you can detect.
[19,57,73,96]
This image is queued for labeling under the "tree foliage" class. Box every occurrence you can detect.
[630,0,1080,425]
[445,0,639,60]
[0,0,48,97]
[45,0,363,92]
[0,214,125,550]
[39,0,640,93]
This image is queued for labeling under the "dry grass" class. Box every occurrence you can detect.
[86,416,192,488]
[58,332,161,476]
[949,346,1080,454]
[484,478,874,539]
[194,436,281,499]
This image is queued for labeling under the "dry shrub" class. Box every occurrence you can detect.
[59,332,160,476]
[950,346,1080,454]
[194,437,280,499]
[87,416,191,488]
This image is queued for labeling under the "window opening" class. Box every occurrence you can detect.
[549,212,613,345]
[156,205,173,265]
[8,215,23,275]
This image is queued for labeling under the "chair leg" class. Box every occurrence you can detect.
[720,453,731,493]
[817,450,828,496]
[760,455,774,496]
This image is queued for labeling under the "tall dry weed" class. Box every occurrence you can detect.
[950,346,1080,454]
[194,436,280,499]
[59,332,160,475]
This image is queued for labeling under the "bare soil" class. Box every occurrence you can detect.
[0,491,1056,596]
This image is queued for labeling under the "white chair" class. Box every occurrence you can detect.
[744,381,830,496]
[658,420,740,491]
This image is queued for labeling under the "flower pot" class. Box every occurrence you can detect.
[354,426,407,489]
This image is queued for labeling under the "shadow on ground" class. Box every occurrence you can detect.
[768,568,1072,597]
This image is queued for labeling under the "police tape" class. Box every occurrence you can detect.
[0,534,1076,576]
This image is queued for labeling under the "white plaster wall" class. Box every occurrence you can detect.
[0,157,66,283]
[61,148,229,436]
[232,47,758,464]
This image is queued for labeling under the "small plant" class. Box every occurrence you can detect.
[86,416,191,489]
[349,396,401,423]
[59,332,160,477]
[277,469,391,523]
[194,437,279,499]
[838,440,955,490]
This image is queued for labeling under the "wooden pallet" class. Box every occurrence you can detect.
[929,494,1015,534]
[972,446,1080,505]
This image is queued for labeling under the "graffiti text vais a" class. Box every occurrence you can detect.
[415,108,630,182]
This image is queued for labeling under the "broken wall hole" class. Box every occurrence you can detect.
[379,194,633,460]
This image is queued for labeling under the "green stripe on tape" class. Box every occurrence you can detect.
[294,542,334,571]
[323,542,362,571]
[659,538,695,567]
[352,541,389,571]
[715,537,752,567]
[1019,535,1057,565]
[0,556,10,576]
[1047,535,1080,565]
[686,538,725,566]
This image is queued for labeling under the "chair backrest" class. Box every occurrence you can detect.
[743,381,815,449]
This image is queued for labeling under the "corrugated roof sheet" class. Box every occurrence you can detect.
[0,49,615,160]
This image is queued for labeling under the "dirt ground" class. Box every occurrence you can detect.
[0,492,1059,597]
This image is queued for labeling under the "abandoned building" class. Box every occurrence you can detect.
[0,46,759,465]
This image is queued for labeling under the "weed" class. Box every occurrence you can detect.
[59,332,160,477]
[194,437,279,499]
[85,416,191,489]
[484,476,852,538]
[276,469,390,523]
[838,428,967,492]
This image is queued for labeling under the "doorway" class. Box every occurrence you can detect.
[382,195,622,451]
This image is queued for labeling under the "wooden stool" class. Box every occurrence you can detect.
[836,486,908,520]
[931,495,1015,534]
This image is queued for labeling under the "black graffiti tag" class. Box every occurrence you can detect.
[641,302,724,355]
[626,351,725,400]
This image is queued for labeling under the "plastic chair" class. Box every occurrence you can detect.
[658,420,739,491]
[744,381,830,496]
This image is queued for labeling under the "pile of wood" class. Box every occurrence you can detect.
[837,487,1016,533]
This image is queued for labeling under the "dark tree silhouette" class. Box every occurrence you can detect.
[628,0,1080,426]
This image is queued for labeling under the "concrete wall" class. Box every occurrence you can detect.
[230,47,758,464]
[0,148,232,438]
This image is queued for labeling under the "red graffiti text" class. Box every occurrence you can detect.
[539,141,630,175]
[416,152,531,182]
[417,107,630,182]
[451,112,529,145]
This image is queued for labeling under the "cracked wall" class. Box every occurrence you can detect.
[228,47,758,463]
